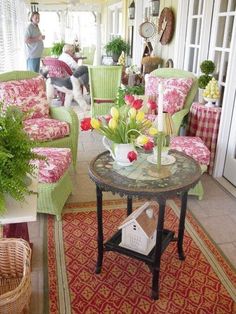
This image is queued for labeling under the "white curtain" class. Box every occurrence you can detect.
[0,0,28,73]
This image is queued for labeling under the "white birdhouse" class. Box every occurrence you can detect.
[118,202,158,255]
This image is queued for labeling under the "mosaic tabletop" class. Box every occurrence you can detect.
[89,150,202,199]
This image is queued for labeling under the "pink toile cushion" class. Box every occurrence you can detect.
[32,147,72,183]
[170,136,210,165]
[145,76,193,115]
[24,118,70,142]
[0,76,49,119]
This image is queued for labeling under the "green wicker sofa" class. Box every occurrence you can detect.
[0,71,79,219]
[0,71,79,167]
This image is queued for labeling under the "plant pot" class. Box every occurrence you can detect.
[112,53,120,63]
[198,88,205,103]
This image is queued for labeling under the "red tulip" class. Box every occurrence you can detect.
[104,115,112,123]
[143,140,154,151]
[147,100,157,111]
[125,94,135,105]
[80,117,92,131]
[127,151,137,162]
[132,99,143,110]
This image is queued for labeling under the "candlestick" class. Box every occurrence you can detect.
[157,82,164,132]
[156,132,163,171]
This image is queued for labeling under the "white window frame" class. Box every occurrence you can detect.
[210,0,236,177]
[175,0,213,74]
[0,0,28,72]
[107,2,122,40]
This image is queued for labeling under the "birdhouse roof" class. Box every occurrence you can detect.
[118,202,158,238]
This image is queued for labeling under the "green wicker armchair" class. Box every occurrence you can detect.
[149,68,198,135]
[0,71,79,167]
[148,69,206,200]
[88,65,122,117]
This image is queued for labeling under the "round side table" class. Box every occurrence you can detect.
[89,150,202,299]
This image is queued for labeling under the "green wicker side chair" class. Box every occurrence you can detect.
[82,45,96,65]
[149,68,198,135]
[88,65,122,117]
[0,71,79,167]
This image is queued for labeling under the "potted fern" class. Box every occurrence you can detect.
[0,103,39,214]
[105,37,130,63]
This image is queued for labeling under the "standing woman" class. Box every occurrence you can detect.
[25,11,45,72]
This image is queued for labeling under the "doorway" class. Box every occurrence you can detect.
[223,93,236,185]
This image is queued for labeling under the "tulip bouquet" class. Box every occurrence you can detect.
[81,95,158,155]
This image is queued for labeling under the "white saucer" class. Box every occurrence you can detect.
[147,155,176,165]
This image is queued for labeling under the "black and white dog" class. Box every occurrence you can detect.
[44,65,89,110]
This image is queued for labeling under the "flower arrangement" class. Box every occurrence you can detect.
[73,38,80,53]
[125,65,141,76]
[116,85,145,108]
[81,96,158,163]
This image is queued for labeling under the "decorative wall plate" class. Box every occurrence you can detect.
[139,20,156,40]
[158,7,175,45]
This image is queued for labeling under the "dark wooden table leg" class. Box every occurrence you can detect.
[177,191,188,260]
[127,196,132,216]
[151,198,166,300]
[95,185,103,274]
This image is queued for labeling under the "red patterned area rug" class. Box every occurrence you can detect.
[46,200,236,314]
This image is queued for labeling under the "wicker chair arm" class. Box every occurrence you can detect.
[49,107,79,167]
[50,107,77,125]
[171,108,189,135]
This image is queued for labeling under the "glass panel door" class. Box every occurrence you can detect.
[224,94,236,185]
[209,0,236,103]
[183,0,236,182]
[184,0,213,75]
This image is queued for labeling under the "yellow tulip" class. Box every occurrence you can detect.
[149,127,158,136]
[91,118,101,129]
[136,135,149,145]
[129,108,136,118]
[110,107,119,119]
[136,111,145,122]
[141,119,152,128]
[109,118,118,130]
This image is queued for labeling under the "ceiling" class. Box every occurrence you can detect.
[26,0,107,11]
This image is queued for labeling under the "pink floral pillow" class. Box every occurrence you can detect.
[145,75,193,115]
[0,76,49,119]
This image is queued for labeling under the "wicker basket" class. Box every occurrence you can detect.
[0,238,32,314]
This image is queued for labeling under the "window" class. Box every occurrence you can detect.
[108,2,123,40]
[0,0,28,72]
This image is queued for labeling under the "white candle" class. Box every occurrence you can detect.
[157,82,164,132]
